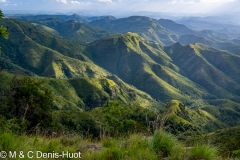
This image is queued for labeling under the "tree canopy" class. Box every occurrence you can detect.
[0,76,54,131]
[0,10,9,39]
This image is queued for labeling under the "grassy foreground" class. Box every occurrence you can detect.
[1,130,238,160]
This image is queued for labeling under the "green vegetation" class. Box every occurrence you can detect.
[163,100,225,134]
[1,12,240,159]
[150,129,184,158]
[89,15,240,54]
[186,126,240,158]
[188,144,219,160]
[0,10,9,40]
[0,130,224,160]
[0,72,156,111]
[1,17,240,108]
[0,75,239,159]
[31,18,115,42]
[0,75,54,132]
[92,101,157,136]
[89,16,178,45]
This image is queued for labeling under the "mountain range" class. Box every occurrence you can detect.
[1,14,240,131]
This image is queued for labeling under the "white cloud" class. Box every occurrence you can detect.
[98,0,113,3]
[200,0,235,3]
[169,0,185,4]
[169,0,235,4]
[56,0,68,4]
[70,1,92,5]
[0,0,7,3]
[70,1,80,4]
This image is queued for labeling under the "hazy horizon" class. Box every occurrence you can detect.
[1,0,240,16]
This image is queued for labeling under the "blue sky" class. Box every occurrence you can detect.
[0,0,239,15]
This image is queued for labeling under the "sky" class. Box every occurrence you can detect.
[0,0,240,16]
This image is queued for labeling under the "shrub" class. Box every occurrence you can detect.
[150,129,185,159]
[232,149,240,158]
[0,76,54,130]
[0,115,7,132]
[126,134,157,160]
[151,130,175,157]
[188,144,219,160]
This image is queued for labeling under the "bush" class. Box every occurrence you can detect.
[0,115,7,132]
[188,144,219,160]
[233,149,240,158]
[150,129,185,159]
[54,110,99,137]
[0,76,54,131]
[126,134,157,160]
[89,134,158,160]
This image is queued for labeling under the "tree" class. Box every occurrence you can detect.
[0,10,9,72]
[0,10,9,39]
[100,101,156,136]
[0,75,54,130]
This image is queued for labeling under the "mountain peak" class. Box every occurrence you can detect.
[124,32,141,38]
[127,15,154,20]
[159,18,176,24]
[158,18,195,35]
[172,42,184,48]
[70,13,81,17]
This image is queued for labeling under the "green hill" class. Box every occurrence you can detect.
[6,14,90,23]
[30,18,116,42]
[157,19,228,40]
[89,16,178,45]
[165,43,240,100]
[47,76,158,110]
[84,33,212,103]
[163,100,225,134]
[0,71,157,111]
[0,18,111,78]
[1,18,240,107]
[15,14,240,55]
[197,30,228,39]
[178,34,240,55]
[1,14,240,158]
[157,18,196,35]
[0,19,158,109]
[89,15,240,54]
[6,14,117,24]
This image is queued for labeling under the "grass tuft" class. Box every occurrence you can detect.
[188,144,219,160]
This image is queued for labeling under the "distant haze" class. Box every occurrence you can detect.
[0,0,239,14]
